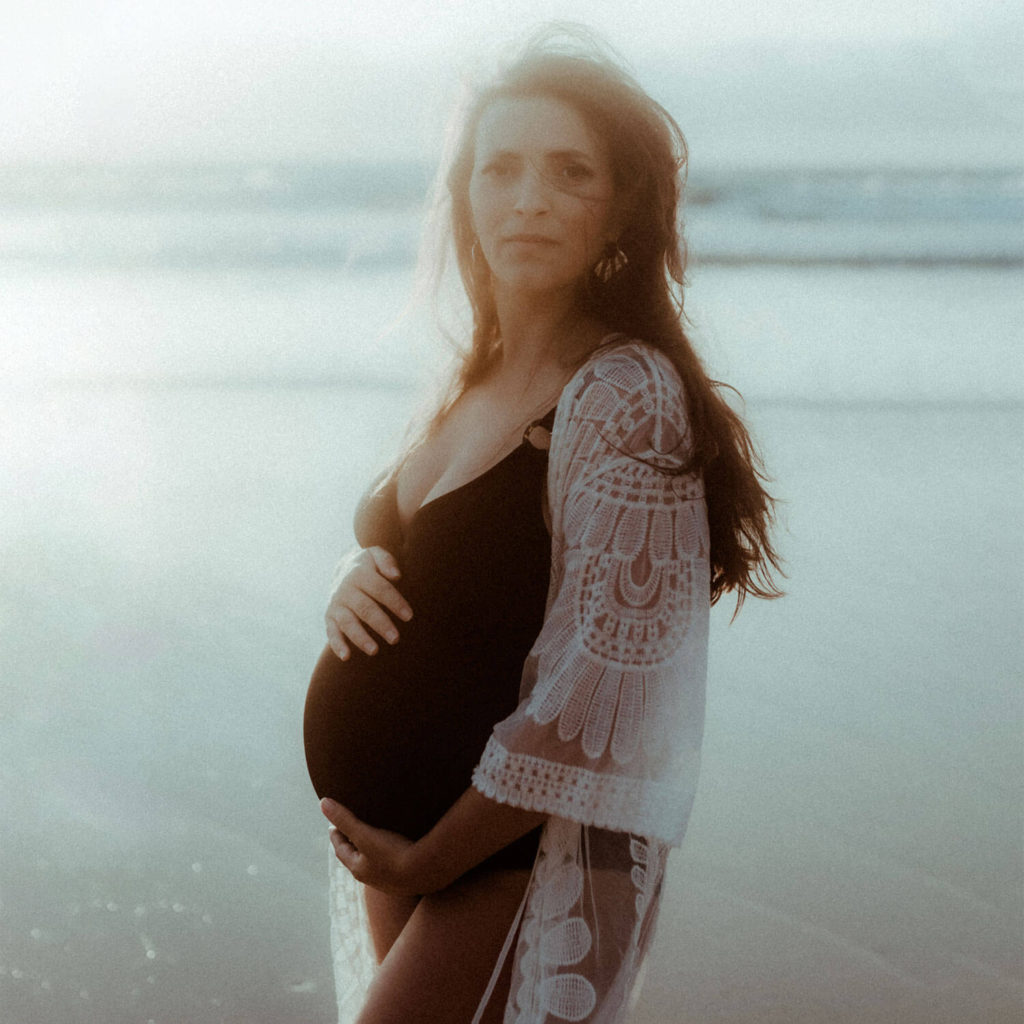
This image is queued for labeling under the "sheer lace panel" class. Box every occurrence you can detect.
[474,342,709,847]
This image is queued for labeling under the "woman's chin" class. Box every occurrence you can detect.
[492,269,583,301]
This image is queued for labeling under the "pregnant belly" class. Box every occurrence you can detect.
[302,623,529,841]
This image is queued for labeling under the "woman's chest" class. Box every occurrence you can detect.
[395,395,546,528]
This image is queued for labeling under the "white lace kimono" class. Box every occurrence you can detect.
[328,340,709,1023]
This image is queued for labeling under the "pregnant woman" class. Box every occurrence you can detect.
[304,27,782,1024]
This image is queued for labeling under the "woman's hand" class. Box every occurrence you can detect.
[322,789,547,896]
[324,546,413,660]
[321,797,432,895]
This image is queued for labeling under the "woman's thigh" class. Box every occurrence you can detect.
[355,868,530,1024]
[364,887,420,963]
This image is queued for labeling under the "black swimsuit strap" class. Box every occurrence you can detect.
[536,406,557,431]
[522,406,557,447]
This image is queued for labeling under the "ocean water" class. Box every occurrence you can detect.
[1,163,1021,1023]
[0,163,1020,270]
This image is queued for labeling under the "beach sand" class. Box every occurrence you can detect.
[1,378,1020,1022]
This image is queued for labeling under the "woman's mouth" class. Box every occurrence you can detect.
[504,234,558,245]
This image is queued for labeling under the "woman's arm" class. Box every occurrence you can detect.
[471,343,709,843]
[320,790,545,895]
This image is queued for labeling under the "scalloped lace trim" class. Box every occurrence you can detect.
[472,738,684,843]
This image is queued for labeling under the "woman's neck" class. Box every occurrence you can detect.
[490,288,602,389]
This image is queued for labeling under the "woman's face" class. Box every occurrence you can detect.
[468,95,618,300]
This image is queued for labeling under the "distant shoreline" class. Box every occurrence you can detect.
[0,160,1019,208]
[1,161,1017,270]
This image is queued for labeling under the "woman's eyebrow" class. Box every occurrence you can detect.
[479,148,520,161]
[545,148,594,162]
[479,147,595,162]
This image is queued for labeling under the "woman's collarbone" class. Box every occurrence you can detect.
[401,392,548,515]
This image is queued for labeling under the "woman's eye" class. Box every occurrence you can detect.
[561,163,593,183]
[482,162,512,178]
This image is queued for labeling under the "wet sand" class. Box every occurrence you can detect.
[2,383,1020,1022]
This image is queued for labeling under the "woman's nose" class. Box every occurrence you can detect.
[513,167,550,215]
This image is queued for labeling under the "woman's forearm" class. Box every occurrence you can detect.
[410,786,547,892]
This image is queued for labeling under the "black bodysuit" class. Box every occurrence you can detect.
[303,410,555,870]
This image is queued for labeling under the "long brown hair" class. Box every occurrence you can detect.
[427,26,783,609]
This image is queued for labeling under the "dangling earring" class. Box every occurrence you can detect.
[593,240,628,283]
[470,238,486,270]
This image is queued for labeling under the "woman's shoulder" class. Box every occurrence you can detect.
[560,336,686,423]
[553,336,691,465]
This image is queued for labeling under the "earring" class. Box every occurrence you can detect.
[470,238,485,267]
[593,241,628,283]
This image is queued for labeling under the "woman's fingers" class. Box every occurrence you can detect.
[340,587,402,644]
[323,798,365,872]
[324,616,351,661]
[333,607,380,656]
[325,597,386,656]
[320,798,420,893]
[368,546,402,581]
[329,826,361,871]
[360,570,413,624]
[349,591,401,646]
[321,798,367,853]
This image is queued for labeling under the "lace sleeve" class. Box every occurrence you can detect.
[473,342,710,846]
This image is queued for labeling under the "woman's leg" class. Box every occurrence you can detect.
[355,868,529,1024]
[363,887,420,963]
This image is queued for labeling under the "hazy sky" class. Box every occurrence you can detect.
[1,0,1019,165]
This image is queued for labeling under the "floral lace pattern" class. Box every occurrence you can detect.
[474,342,709,847]
[500,819,669,1024]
